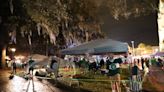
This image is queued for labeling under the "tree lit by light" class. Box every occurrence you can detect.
[158,0,164,51]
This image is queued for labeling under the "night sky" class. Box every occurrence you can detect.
[101,12,159,47]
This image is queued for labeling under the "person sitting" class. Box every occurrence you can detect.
[12,60,17,74]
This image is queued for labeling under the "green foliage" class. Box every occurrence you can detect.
[1,0,158,54]
[106,0,158,19]
[20,0,101,33]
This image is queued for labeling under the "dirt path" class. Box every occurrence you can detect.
[147,66,164,92]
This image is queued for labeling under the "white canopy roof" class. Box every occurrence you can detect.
[25,54,74,68]
[151,52,164,57]
[61,39,128,55]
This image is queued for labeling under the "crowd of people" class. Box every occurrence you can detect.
[66,54,124,92]
[6,53,164,92]
[65,54,164,92]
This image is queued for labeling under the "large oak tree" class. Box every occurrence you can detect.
[0,0,159,68]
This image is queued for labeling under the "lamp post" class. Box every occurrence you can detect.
[131,41,134,56]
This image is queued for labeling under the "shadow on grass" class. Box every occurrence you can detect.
[47,79,92,92]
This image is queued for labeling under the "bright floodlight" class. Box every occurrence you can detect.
[11,48,16,52]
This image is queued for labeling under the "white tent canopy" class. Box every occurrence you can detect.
[24,54,75,69]
[151,52,164,57]
[61,39,128,55]
[24,54,76,78]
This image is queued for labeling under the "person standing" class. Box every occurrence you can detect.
[141,58,145,71]
[127,53,133,64]
[130,61,142,92]
[106,54,123,92]
[100,58,105,68]
[28,57,35,75]
[12,60,16,74]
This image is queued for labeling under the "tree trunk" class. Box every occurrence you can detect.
[0,0,11,68]
[0,46,2,68]
[0,46,6,69]
[158,0,164,51]
[0,29,8,68]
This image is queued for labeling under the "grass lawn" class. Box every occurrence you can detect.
[16,65,158,92]
[62,67,157,92]
[72,68,130,92]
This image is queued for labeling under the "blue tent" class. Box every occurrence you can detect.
[61,39,128,55]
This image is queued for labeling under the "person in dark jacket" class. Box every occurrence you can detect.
[141,58,145,71]
[100,58,105,68]
[28,58,35,75]
[131,61,139,79]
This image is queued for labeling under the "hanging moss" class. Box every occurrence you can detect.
[1,0,158,55]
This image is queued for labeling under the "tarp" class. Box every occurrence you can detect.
[61,39,128,55]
